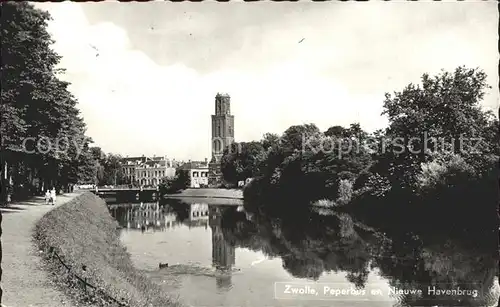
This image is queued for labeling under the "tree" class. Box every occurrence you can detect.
[221,141,266,185]
[103,154,124,185]
[378,67,496,188]
[281,124,321,154]
[261,133,281,151]
[238,123,373,204]
[159,168,190,193]
[1,2,95,199]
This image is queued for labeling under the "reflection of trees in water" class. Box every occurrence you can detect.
[220,203,498,306]
[161,199,189,222]
[282,256,325,280]
[222,207,374,283]
[375,237,499,307]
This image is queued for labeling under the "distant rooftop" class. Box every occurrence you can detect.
[216,92,230,98]
[122,156,147,162]
[179,161,209,170]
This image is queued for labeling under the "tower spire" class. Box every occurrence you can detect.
[209,92,235,186]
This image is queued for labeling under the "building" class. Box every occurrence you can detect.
[179,159,210,188]
[122,156,148,183]
[135,156,176,187]
[121,155,178,186]
[209,93,235,186]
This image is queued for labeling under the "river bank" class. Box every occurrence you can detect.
[165,188,243,200]
[33,192,183,307]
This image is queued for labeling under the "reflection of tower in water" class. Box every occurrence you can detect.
[209,206,235,269]
[209,206,235,291]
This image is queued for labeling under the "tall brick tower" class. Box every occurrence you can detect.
[208,93,234,186]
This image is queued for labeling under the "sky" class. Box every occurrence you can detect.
[35,2,498,161]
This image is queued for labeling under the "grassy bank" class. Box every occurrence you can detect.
[165,188,243,199]
[33,192,183,307]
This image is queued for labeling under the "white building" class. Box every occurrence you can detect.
[121,156,148,183]
[179,160,210,188]
[121,155,179,186]
[135,156,176,187]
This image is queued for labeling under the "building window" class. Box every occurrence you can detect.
[143,171,146,177]
[155,171,158,177]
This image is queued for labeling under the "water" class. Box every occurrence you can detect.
[108,198,499,307]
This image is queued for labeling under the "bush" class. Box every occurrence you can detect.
[159,169,190,194]
[313,199,336,208]
[337,179,353,206]
[416,153,475,193]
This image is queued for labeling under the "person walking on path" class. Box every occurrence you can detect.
[1,192,81,307]
[45,190,51,205]
[50,188,57,205]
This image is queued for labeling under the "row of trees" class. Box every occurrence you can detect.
[1,3,89,201]
[0,3,127,202]
[221,67,498,231]
[83,147,130,187]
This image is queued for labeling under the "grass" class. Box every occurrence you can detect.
[33,192,183,307]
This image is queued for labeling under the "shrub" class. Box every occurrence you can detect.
[416,153,475,192]
[337,179,353,206]
[312,199,336,208]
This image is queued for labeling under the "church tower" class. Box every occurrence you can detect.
[208,93,234,186]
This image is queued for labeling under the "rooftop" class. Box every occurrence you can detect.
[122,156,147,162]
[179,161,209,170]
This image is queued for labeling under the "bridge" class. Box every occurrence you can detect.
[89,188,162,203]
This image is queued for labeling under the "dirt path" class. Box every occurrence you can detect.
[1,193,81,307]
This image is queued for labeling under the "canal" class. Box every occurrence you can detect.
[108,198,499,307]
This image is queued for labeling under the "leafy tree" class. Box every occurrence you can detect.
[159,168,190,193]
[261,133,281,151]
[1,2,96,199]
[221,141,266,185]
[280,123,321,154]
[101,153,124,186]
[379,67,496,188]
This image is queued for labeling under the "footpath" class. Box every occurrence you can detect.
[1,193,80,307]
